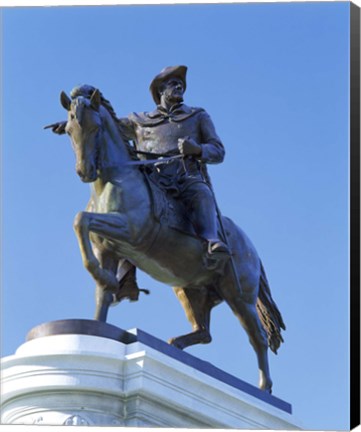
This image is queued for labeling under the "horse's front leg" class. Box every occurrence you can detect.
[73,211,127,292]
[93,248,119,322]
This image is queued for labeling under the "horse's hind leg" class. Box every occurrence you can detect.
[169,286,219,349]
[219,274,272,392]
[239,301,272,392]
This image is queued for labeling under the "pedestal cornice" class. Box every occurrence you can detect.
[1,320,301,428]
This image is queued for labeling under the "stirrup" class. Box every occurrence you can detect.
[207,239,231,256]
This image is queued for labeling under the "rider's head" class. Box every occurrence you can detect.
[150,65,187,106]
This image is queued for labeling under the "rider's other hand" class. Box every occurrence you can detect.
[178,137,202,156]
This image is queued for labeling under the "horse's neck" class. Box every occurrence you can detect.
[96,108,149,207]
[100,109,131,169]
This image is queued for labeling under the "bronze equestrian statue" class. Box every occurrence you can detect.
[46,66,285,393]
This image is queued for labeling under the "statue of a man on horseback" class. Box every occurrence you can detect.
[46,66,285,392]
[50,66,231,297]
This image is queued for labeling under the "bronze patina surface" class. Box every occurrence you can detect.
[45,66,285,392]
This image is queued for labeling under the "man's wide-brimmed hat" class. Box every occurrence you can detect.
[150,65,187,104]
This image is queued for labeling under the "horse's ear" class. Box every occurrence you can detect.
[60,91,71,111]
[90,89,101,111]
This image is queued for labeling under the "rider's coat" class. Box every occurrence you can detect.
[118,103,225,245]
[119,104,224,162]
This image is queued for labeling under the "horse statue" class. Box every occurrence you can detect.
[54,87,285,393]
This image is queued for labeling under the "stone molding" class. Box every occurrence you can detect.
[1,322,301,428]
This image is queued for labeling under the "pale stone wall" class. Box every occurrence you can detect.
[1,328,301,428]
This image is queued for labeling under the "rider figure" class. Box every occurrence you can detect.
[118,65,229,256]
[49,65,230,298]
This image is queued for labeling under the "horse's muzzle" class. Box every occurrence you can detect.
[77,166,98,183]
[80,175,98,183]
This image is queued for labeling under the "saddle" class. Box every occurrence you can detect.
[141,169,228,274]
[143,169,197,238]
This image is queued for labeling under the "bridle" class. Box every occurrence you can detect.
[73,97,186,172]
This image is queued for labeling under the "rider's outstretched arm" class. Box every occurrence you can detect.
[44,121,67,135]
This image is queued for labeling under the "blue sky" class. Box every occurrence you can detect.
[1,2,353,429]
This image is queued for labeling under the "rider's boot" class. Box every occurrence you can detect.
[191,192,231,257]
[115,264,149,302]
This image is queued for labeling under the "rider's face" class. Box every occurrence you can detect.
[160,78,184,104]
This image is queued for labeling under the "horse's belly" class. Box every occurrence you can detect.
[134,252,206,287]
[131,229,210,287]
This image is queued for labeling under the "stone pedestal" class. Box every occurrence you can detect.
[1,320,301,428]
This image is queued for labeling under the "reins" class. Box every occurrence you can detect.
[100,151,185,180]
[134,149,177,158]
[125,154,184,166]
[93,111,184,168]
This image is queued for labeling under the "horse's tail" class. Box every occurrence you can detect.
[256,261,286,354]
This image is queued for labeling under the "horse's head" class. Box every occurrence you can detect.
[61,89,103,183]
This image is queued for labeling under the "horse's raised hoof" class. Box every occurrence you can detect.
[168,330,212,350]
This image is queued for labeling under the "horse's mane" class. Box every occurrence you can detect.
[70,85,118,123]
[70,85,137,159]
